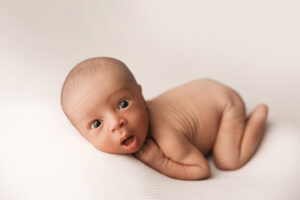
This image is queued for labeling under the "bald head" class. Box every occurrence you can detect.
[61,57,138,119]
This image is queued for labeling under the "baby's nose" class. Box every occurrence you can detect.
[111,118,127,133]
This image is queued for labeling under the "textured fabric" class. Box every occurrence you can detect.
[1,103,300,200]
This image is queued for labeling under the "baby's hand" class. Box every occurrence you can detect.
[134,138,165,168]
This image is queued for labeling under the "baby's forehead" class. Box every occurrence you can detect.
[68,66,126,94]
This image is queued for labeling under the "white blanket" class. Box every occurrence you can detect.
[1,102,299,199]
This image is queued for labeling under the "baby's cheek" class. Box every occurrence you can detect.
[129,104,147,126]
[137,110,148,129]
[92,134,110,152]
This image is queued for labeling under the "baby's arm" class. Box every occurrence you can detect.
[134,135,210,180]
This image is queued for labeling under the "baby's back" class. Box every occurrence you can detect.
[147,79,235,155]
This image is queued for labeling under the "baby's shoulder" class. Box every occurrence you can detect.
[149,119,185,149]
[149,119,193,160]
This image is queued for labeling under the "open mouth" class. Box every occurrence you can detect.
[121,135,134,146]
[121,135,138,150]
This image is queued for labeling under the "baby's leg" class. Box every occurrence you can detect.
[213,93,268,170]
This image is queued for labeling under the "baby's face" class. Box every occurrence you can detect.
[66,73,149,154]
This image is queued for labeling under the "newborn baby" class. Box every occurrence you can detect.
[61,57,268,180]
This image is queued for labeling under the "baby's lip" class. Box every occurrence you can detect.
[120,133,133,145]
[120,134,138,151]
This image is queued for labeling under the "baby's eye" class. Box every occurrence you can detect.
[91,120,102,129]
[118,99,130,110]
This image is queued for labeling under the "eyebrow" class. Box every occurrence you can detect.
[106,87,130,103]
[78,87,131,125]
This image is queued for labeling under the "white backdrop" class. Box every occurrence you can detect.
[1,1,300,200]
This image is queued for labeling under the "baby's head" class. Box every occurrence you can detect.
[61,57,149,154]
